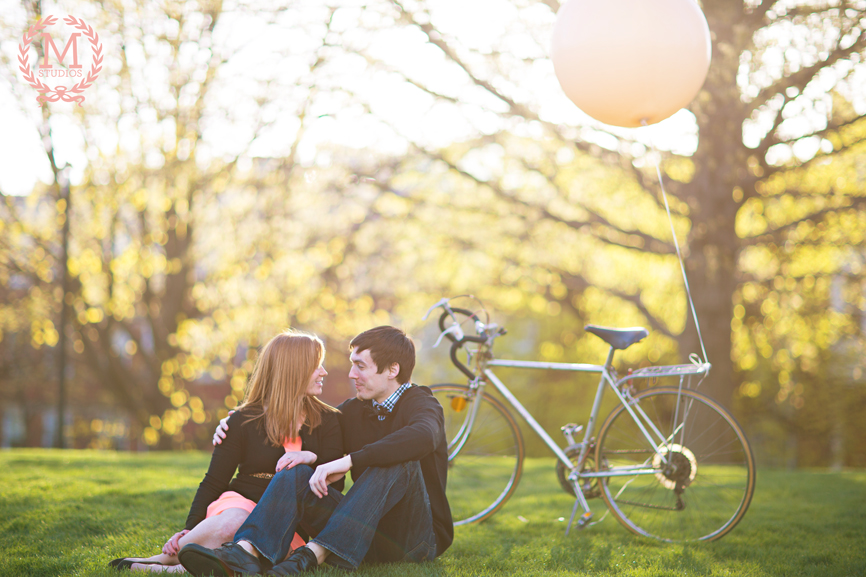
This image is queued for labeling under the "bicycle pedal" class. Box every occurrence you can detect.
[576,511,593,529]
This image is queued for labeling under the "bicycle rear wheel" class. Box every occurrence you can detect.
[596,387,756,542]
[430,384,524,525]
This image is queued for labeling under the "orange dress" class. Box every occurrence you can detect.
[205,436,306,551]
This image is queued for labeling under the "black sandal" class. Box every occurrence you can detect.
[109,559,166,571]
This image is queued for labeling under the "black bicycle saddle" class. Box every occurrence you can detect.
[584,325,649,350]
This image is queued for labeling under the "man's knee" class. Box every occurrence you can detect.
[358,461,421,485]
[361,463,399,478]
[274,464,314,482]
[268,465,315,497]
[387,461,422,477]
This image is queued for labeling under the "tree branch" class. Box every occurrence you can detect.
[375,1,672,202]
[745,0,779,27]
[748,21,866,118]
[391,1,536,120]
[419,144,674,254]
[608,287,676,339]
[759,106,866,164]
[761,116,866,178]
[740,197,866,245]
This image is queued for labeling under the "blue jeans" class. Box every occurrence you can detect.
[234,461,436,570]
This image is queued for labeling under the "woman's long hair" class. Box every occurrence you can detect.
[237,330,337,448]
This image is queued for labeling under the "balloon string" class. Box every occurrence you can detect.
[643,125,709,364]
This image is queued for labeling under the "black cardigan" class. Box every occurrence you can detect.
[338,385,453,557]
[185,407,343,530]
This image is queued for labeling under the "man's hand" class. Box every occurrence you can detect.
[309,455,352,498]
[162,529,190,556]
[276,451,317,472]
[212,410,234,446]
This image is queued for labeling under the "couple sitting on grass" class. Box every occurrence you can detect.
[111,325,452,575]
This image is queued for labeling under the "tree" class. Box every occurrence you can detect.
[1,0,380,447]
[332,0,866,419]
[1,0,482,449]
[3,0,864,463]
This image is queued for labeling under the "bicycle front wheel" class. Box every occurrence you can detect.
[596,387,756,542]
[430,384,524,525]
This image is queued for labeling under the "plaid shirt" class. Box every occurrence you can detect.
[372,382,412,421]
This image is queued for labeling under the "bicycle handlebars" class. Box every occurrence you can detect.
[437,307,482,341]
[428,301,507,380]
[450,334,487,379]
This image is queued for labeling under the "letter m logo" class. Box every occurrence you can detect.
[40,32,83,69]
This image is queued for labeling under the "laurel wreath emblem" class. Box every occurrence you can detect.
[17,15,103,106]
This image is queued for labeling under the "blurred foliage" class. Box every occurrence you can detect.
[732,138,866,467]
[0,0,864,465]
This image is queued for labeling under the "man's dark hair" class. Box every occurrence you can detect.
[350,326,416,384]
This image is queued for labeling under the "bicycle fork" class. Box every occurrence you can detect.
[445,378,486,459]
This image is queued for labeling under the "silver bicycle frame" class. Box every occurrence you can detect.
[433,305,711,524]
[481,353,712,478]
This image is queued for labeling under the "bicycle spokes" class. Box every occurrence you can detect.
[596,388,756,542]
[431,385,525,525]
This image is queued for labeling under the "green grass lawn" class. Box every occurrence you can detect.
[1,449,864,576]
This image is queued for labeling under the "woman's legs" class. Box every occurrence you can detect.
[126,508,249,572]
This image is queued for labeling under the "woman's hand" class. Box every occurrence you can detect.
[212,410,234,446]
[276,451,317,472]
[162,529,190,556]
[309,455,352,498]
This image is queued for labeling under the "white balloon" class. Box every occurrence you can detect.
[551,0,712,128]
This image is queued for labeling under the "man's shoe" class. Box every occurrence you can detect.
[178,542,265,577]
[265,547,319,576]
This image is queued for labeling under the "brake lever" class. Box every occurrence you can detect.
[422,298,451,321]
[432,323,464,348]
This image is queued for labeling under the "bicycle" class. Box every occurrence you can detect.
[424,296,756,543]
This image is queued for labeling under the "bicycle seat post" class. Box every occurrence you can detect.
[603,346,616,370]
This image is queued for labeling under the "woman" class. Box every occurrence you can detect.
[110,330,343,572]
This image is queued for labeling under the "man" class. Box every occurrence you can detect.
[178,326,452,576]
